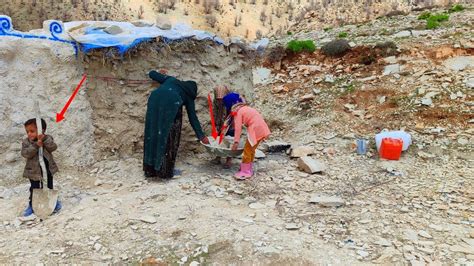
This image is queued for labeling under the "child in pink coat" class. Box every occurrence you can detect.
[223,93,270,180]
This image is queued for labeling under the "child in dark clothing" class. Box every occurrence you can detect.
[21,118,61,216]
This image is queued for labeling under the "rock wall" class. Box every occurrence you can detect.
[0,37,94,181]
[83,41,254,159]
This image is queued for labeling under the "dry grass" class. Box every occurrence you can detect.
[2,0,464,40]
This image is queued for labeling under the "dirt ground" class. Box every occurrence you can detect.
[1,154,365,265]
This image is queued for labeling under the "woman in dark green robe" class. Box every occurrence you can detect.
[143,70,209,179]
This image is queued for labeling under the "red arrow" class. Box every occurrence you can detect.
[218,124,227,144]
[207,93,218,140]
[56,74,87,123]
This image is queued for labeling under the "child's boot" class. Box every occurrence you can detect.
[234,163,253,180]
[22,203,34,217]
[53,200,62,214]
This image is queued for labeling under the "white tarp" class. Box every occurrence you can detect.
[63,21,267,53]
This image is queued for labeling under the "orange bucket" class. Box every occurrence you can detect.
[379,138,403,160]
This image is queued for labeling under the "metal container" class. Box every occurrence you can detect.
[201,136,244,157]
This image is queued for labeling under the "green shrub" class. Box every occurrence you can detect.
[338,32,348,38]
[425,13,449,29]
[418,11,431,20]
[419,12,450,29]
[286,40,316,53]
[321,39,351,57]
[448,4,465,13]
[287,31,292,35]
[323,27,332,32]
[426,18,440,29]
[430,13,449,22]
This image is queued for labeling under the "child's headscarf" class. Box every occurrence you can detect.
[223,92,243,113]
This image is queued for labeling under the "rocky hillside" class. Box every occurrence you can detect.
[260,4,473,138]
[1,0,469,40]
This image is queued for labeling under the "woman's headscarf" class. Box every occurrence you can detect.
[178,80,198,100]
[223,92,243,113]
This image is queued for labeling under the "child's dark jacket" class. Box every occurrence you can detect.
[21,135,58,181]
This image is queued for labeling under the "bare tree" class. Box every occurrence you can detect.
[295,10,305,22]
[3,7,11,16]
[206,14,217,28]
[214,0,221,11]
[138,5,145,19]
[83,0,89,12]
[63,12,72,22]
[285,2,294,14]
[391,2,399,11]
[169,0,177,10]
[27,4,33,15]
[255,29,263,39]
[322,0,329,8]
[275,26,282,36]
[157,1,168,13]
[308,0,317,11]
[203,0,213,14]
[38,7,46,24]
[260,10,267,25]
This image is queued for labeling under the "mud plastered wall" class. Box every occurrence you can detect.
[83,41,254,159]
[0,37,94,181]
